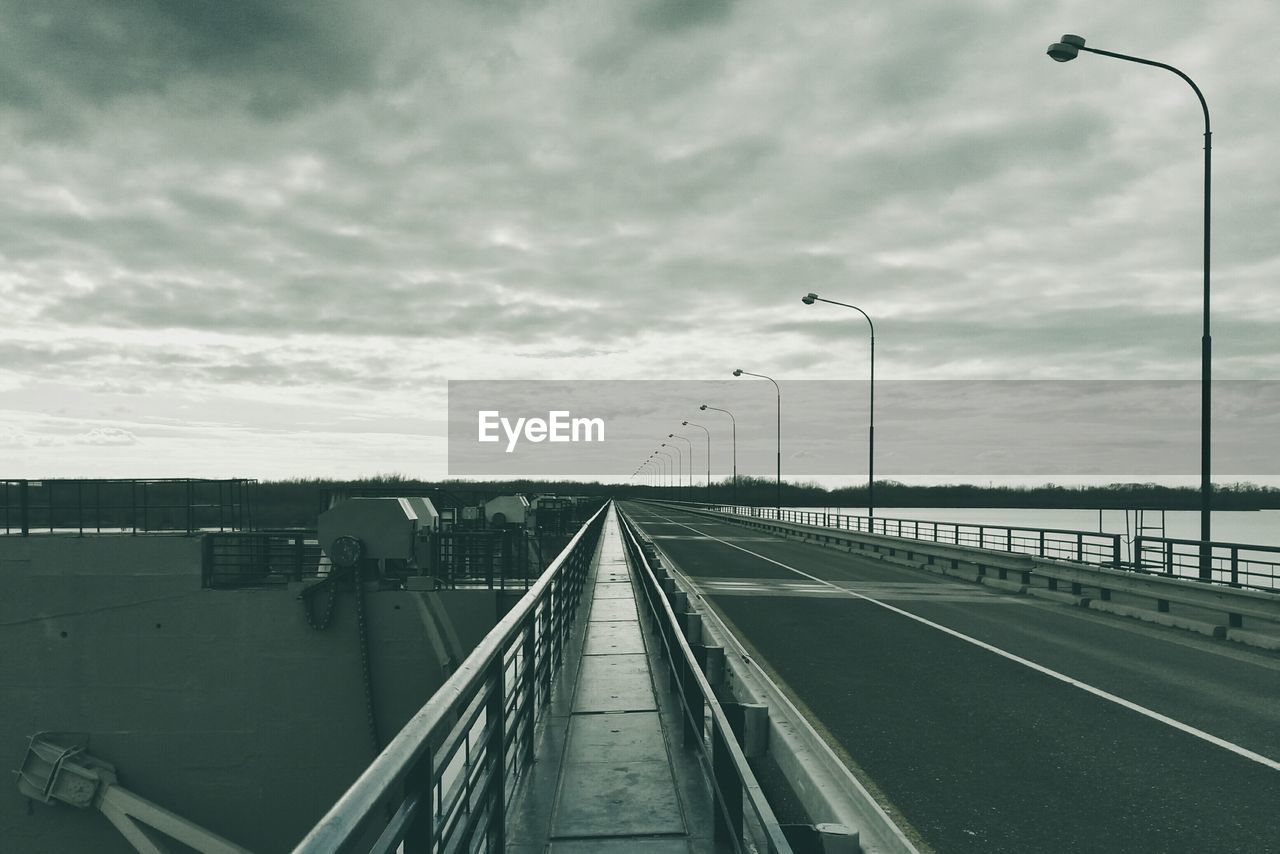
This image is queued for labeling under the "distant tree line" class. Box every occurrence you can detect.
[249,475,1280,529]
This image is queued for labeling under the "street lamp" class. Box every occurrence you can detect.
[734,368,781,512]
[655,450,674,491]
[1046,33,1214,581]
[802,292,875,519]
[683,420,712,503]
[668,433,694,500]
[701,404,737,505]
[661,443,683,501]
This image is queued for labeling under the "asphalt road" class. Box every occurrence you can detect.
[620,502,1280,854]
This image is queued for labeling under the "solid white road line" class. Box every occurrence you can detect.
[651,511,1280,773]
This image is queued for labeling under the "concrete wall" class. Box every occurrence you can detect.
[1,535,501,853]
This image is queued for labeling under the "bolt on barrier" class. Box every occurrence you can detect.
[291,502,608,854]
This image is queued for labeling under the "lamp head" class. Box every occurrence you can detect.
[801,292,817,305]
[668,433,675,438]
[1047,34,1085,62]
[681,420,689,426]
[732,369,743,377]
[699,404,707,410]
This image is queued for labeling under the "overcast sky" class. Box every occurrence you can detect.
[1,0,1276,483]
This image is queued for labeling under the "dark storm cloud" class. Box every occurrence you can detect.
[0,0,385,120]
[634,0,734,33]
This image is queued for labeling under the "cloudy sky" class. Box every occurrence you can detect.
[1,0,1276,483]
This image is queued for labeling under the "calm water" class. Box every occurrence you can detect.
[791,506,1280,550]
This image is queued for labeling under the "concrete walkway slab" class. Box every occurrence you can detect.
[589,596,639,622]
[583,620,646,655]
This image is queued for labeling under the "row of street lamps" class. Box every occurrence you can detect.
[632,291,877,517]
[639,34,1216,582]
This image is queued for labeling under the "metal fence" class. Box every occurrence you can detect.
[1,478,255,536]
[676,502,1280,593]
[290,501,608,854]
[617,510,792,854]
[1134,536,1280,591]
[202,528,576,590]
[704,504,1124,568]
[203,530,322,588]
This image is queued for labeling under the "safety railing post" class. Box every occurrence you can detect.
[403,749,436,854]
[1112,535,1122,570]
[19,479,29,536]
[711,720,744,846]
[522,619,536,767]
[485,661,506,852]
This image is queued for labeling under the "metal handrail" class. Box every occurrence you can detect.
[1,478,255,536]
[664,500,1279,593]
[616,509,793,854]
[291,501,609,854]
[1134,535,1280,591]
[690,502,1125,568]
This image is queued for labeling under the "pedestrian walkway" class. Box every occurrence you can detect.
[508,506,714,853]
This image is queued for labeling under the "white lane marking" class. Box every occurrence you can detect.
[650,511,1280,773]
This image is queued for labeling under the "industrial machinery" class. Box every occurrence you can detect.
[17,733,252,854]
[316,496,441,576]
[484,494,530,528]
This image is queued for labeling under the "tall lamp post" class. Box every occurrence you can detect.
[683,420,712,503]
[733,368,781,512]
[1047,34,1214,581]
[700,404,737,505]
[661,443,683,502]
[655,450,674,492]
[668,433,694,500]
[802,293,875,519]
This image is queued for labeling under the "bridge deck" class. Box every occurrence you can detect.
[508,506,715,853]
[622,502,1280,854]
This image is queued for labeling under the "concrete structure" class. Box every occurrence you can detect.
[1,534,504,853]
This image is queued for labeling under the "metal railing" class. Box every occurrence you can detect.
[291,502,608,854]
[672,502,1280,594]
[202,528,576,591]
[1134,536,1280,591]
[1,478,255,536]
[203,530,322,588]
[701,503,1124,568]
[617,510,792,854]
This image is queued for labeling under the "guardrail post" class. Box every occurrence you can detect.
[711,719,744,847]
[19,479,29,536]
[522,619,536,767]
[403,749,435,854]
[1076,532,1083,563]
[1165,541,1175,577]
[1134,536,1144,572]
[1112,535,1122,569]
[682,657,704,747]
[682,611,703,645]
[702,645,726,690]
[1230,547,1239,587]
[486,658,506,852]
